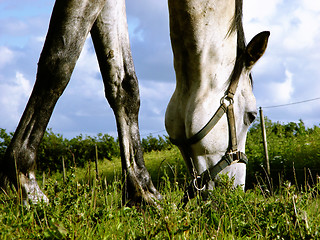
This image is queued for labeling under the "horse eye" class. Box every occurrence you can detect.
[249,74,253,87]
[244,111,257,125]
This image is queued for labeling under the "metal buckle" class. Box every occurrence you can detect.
[220,95,234,106]
[231,151,241,161]
[193,176,206,191]
[225,151,241,165]
[225,151,249,165]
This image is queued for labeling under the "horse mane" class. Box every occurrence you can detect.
[228,0,246,53]
[226,0,252,89]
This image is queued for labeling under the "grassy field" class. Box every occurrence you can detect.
[0,148,320,239]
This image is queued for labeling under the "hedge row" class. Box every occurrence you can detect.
[0,129,172,173]
[1,117,320,189]
[246,118,320,189]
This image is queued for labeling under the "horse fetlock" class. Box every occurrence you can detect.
[19,172,49,205]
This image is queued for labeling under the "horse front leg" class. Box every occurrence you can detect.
[90,0,162,206]
[0,0,106,204]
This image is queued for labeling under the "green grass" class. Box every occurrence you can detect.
[1,148,320,239]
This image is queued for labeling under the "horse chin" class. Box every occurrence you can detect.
[193,153,246,189]
[221,163,246,189]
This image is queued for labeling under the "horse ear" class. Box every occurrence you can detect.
[245,31,270,67]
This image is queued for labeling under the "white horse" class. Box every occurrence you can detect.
[165,0,269,199]
[0,0,268,206]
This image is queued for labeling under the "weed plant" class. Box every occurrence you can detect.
[0,162,319,239]
[1,119,320,239]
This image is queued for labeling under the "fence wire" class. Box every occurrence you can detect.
[143,97,320,136]
[261,97,320,109]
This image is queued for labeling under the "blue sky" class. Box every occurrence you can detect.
[1,0,320,139]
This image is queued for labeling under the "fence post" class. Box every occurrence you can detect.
[42,171,46,187]
[259,107,270,176]
[62,156,66,182]
[95,144,99,180]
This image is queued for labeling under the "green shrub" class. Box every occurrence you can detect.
[0,128,13,162]
[37,130,121,172]
[141,135,173,152]
[246,117,320,190]
[1,114,320,190]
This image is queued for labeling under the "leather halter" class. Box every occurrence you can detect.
[169,55,249,207]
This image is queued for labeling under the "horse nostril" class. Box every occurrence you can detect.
[245,111,257,125]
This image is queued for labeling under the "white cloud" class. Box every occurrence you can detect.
[244,0,320,127]
[283,8,320,51]
[0,72,32,127]
[0,46,15,68]
[76,36,100,75]
[256,68,295,108]
[245,0,320,51]
[244,0,283,22]
[2,20,28,35]
[67,37,104,100]
[301,0,320,12]
[34,36,45,44]
[128,16,145,42]
[140,85,173,115]
[15,72,32,96]
[269,70,294,103]
[138,80,174,134]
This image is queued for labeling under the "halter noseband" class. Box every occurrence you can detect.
[170,57,249,207]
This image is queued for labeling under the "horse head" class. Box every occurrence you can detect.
[165,0,269,191]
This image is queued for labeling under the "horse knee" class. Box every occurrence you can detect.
[104,71,140,114]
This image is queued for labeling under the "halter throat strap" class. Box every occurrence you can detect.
[180,150,248,208]
[170,95,239,152]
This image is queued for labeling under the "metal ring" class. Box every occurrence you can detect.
[193,176,206,191]
[220,95,234,106]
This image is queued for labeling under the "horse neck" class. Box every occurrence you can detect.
[168,0,238,96]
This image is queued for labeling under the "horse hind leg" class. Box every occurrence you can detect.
[1,0,107,204]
